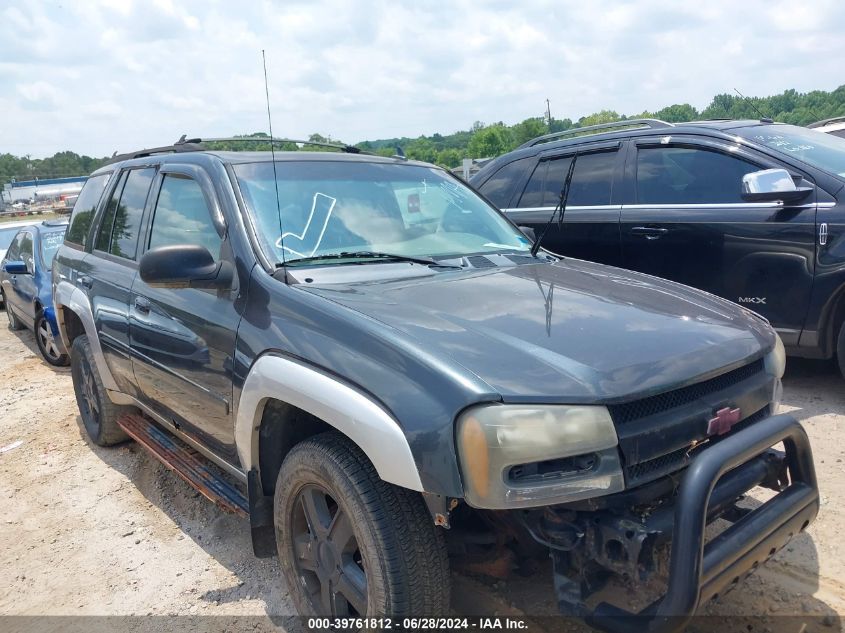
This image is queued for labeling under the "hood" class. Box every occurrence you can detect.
[299,259,775,403]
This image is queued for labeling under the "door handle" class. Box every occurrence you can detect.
[134,296,151,313]
[630,226,669,240]
[78,275,93,289]
[10,277,17,286]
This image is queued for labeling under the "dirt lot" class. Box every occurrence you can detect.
[1,319,844,631]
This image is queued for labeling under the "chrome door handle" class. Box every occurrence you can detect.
[134,296,151,313]
[631,226,669,240]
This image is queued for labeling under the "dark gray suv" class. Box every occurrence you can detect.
[52,138,817,632]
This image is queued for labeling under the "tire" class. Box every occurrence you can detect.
[837,321,845,380]
[71,335,131,446]
[4,293,24,331]
[274,432,450,618]
[35,312,69,366]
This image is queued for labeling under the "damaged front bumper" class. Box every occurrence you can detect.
[534,413,818,633]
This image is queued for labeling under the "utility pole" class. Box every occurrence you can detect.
[545,98,552,131]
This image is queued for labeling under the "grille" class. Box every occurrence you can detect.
[608,359,765,425]
[624,406,770,486]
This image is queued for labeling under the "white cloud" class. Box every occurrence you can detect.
[0,0,844,157]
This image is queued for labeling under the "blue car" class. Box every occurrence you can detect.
[1,219,70,365]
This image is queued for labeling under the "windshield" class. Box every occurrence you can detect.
[40,229,66,269]
[233,161,531,265]
[737,124,845,178]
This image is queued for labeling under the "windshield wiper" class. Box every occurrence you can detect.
[282,251,460,268]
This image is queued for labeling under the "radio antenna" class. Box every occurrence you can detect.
[733,88,772,121]
[262,49,288,278]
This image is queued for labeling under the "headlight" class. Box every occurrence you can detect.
[764,333,786,379]
[764,333,786,412]
[456,404,624,509]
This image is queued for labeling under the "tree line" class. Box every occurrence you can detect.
[3,84,844,181]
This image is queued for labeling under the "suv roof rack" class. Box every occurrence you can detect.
[808,116,845,129]
[190,136,369,155]
[517,118,674,149]
[106,135,372,166]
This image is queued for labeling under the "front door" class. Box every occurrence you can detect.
[504,143,625,266]
[129,167,240,461]
[2,230,36,324]
[620,138,817,344]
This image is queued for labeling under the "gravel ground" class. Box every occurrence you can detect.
[0,319,843,631]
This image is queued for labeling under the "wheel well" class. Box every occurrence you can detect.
[257,399,332,495]
[60,307,86,346]
[824,288,845,359]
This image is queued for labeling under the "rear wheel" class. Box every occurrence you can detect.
[71,335,131,446]
[273,432,450,617]
[35,312,69,366]
[4,293,23,330]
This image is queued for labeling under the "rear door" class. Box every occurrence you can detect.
[504,143,625,266]
[129,165,240,461]
[620,137,817,343]
[89,166,157,395]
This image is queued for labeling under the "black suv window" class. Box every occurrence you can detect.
[477,157,532,208]
[66,173,111,247]
[636,146,759,205]
[95,168,155,260]
[519,151,616,208]
[149,175,222,258]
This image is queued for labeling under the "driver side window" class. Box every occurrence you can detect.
[148,175,222,259]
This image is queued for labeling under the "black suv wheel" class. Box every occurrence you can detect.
[273,432,449,617]
[71,335,131,446]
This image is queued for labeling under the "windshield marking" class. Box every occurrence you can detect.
[274,192,337,258]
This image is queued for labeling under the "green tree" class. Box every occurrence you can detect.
[467,124,513,158]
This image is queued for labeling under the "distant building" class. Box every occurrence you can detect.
[2,176,87,204]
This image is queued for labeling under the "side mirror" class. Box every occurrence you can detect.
[741,168,813,203]
[139,245,233,289]
[519,226,537,243]
[4,261,28,275]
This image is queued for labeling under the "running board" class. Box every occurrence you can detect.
[117,413,248,517]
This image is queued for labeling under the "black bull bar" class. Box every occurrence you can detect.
[586,413,819,633]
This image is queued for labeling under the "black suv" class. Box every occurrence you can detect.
[472,119,845,373]
[52,138,817,632]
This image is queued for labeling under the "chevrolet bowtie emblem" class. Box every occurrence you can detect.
[707,407,742,436]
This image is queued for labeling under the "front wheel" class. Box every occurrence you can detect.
[274,432,450,618]
[35,313,69,366]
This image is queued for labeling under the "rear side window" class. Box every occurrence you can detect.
[636,146,759,204]
[477,157,532,208]
[66,173,111,247]
[95,168,156,260]
[148,175,222,258]
[518,151,617,207]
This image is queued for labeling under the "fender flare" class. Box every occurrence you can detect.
[54,280,120,392]
[235,354,424,492]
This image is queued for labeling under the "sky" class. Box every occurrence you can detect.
[2,0,845,158]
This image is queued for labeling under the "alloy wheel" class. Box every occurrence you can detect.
[291,484,368,616]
